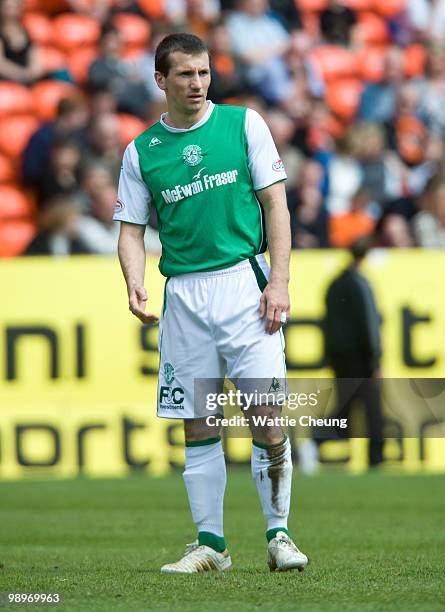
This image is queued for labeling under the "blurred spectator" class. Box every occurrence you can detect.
[88,86,118,117]
[405,0,445,42]
[408,132,444,195]
[324,128,363,214]
[84,112,122,181]
[79,162,115,211]
[108,0,148,18]
[355,123,388,205]
[415,43,445,135]
[77,182,162,254]
[184,0,220,37]
[22,96,89,188]
[378,213,415,247]
[24,196,91,256]
[324,237,384,467]
[412,174,445,247]
[289,159,328,248]
[225,0,292,103]
[269,0,300,31]
[36,137,82,205]
[358,46,405,124]
[266,108,301,188]
[284,33,322,121]
[138,28,173,103]
[320,0,356,46]
[354,120,434,206]
[207,21,249,102]
[166,0,220,30]
[329,187,376,248]
[0,0,43,83]
[87,24,151,119]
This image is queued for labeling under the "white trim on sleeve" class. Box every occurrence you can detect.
[113,140,151,225]
[245,108,287,191]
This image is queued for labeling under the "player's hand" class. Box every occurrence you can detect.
[128,286,159,325]
[259,280,290,335]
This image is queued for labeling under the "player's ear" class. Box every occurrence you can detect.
[155,71,167,91]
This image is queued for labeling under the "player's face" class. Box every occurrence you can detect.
[156,52,211,117]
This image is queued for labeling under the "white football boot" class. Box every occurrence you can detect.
[267,531,309,572]
[161,541,232,574]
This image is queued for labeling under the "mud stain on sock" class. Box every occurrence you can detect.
[266,444,286,512]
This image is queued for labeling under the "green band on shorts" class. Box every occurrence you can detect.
[249,256,268,292]
[162,277,171,315]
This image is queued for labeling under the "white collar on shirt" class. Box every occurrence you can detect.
[160,101,215,133]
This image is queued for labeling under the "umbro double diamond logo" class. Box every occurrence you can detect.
[149,137,162,147]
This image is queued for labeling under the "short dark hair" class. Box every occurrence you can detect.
[155,33,209,76]
[350,235,374,261]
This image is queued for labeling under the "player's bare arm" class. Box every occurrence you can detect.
[256,181,291,335]
[117,221,158,325]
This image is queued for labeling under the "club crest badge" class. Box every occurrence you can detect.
[164,362,175,385]
[182,144,203,167]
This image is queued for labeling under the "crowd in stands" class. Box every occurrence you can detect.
[1,0,445,256]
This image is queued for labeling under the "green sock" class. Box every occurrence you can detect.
[266,527,290,542]
[198,531,226,552]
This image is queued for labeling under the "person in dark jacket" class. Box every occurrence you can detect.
[24,196,92,256]
[324,236,384,466]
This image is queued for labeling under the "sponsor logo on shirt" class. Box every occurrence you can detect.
[272,159,284,172]
[149,137,162,147]
[160,169,239,204]
[114,199,125,213]
[182,144,203,167]
[193,167,207,180]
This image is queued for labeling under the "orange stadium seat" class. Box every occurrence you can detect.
[356,46,386,81]
[112,14,151,48]
[374,0,405,17]
[31,80,77,121]
[404,44,426,78]
[23,0,40,10]
[38,46,67,73]
[67,47,99,84]
[0,185,35,221]
[0,82,33,116]
[23,12,53,46]
[309,45,358,81]
[52,14,100,52]
[0,154,16,183]
[34,0,67,11]
[296,0,328,11]
[354,12,389,45]
[0,115,39,160]
[138,0,165,19]
[0,220,36,257]
[325,78,363,119]
[118,113,147,147]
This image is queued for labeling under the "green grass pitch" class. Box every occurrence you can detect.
[0,471,444,612]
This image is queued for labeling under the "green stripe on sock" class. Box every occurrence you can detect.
[185,436,221,448]
[266,527,290,542]
[252,436,286,450]
[198,531,226,552]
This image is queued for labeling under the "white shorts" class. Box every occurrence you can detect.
[157,254,287,419]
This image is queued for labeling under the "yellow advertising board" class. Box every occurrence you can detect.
[0,251,444,479]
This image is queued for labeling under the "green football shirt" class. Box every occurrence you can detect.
[113,102,287,277]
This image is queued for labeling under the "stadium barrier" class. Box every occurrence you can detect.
[1,250,445,479]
